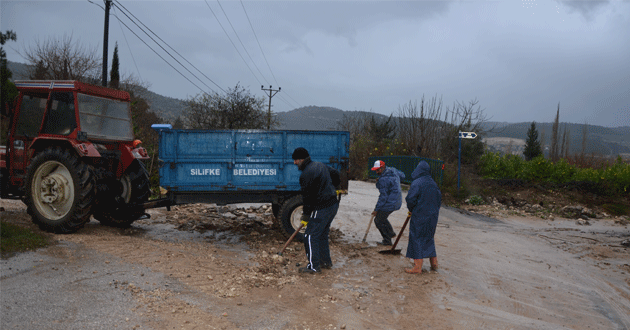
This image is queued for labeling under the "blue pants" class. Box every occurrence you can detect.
[374,211,397,243]
[303,202,339,271]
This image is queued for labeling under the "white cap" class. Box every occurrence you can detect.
[371,160,385,171]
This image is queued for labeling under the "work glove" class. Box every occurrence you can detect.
[408,211,412,217]
[300,214,309,227]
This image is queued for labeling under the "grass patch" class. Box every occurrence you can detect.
[602,203,630,216]
[1,221,51,257]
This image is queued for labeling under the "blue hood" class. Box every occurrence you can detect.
[411,161,431,180]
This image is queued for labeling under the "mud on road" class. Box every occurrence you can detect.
[2,181,629,329]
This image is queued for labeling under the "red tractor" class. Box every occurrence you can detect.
[1,80,151,233]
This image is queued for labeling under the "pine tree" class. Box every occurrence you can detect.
[523,121,542,161]
[109,42,120,89]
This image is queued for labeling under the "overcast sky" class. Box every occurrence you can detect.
[2,0,629,127]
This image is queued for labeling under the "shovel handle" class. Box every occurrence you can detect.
[390,214,411,252]
[278,222,305,256]
[362,214,376,243]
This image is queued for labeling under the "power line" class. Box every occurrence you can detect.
[203,0,263,87]
[238,0,301,110]
[106,6,208,94]
[112,0,225,94]
[215,0,269,86]
[239,0,278,87]
[110,6,142,81]
[114,0,225,93]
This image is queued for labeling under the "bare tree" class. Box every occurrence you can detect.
[439,98,490,164]
[395,95,446,158]
[20,34,101,81]
[183,84,274,130]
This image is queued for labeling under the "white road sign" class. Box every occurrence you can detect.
[459,132,477,139]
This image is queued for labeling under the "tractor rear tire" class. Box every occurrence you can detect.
[25,148,95,233]
[93,160,151,228]
[278,195,305,242]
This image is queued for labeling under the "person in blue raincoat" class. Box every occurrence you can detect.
[405,161,441,274]
[371,160,405,245]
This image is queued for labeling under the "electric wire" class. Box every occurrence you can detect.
[107,6,209,94]
[112,0,223,94]
[111,6,142,82]
[215,0,269,86]
[238,0,302,109]
[239,0,278,87]
[113,0,225,94]
[203,0,263,87]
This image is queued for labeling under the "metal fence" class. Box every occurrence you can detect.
[367,156,444,186]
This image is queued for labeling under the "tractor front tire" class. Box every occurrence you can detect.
[25,148,94,233]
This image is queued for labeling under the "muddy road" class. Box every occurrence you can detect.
[2,181,629,329]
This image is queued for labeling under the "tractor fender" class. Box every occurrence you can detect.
[29,138,101,159]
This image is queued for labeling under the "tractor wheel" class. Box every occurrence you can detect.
[278,195,305,242]
[93,160,151,228]
[25,148,95,233]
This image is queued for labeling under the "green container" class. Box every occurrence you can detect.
[368,156,444,186]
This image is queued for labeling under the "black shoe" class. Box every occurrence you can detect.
[321,263,332,270]
[299,267,320,274]
[390,233,398,239]
[377,240,392,246]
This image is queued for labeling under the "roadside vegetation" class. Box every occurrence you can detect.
[0,221,52,257]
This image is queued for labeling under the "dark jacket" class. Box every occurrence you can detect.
[374,167,405,212]
[298,157,339,215]
[405,161,441,259]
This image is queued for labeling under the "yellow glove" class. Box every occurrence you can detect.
[300,214,309,227]
[408,211,412,217]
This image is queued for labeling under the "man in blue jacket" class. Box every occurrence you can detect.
[371,160,405,246]
[292,147,340,274]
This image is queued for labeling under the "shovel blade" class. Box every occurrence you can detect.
[379,249,401,255]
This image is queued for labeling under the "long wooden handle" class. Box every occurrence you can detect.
[390,215,411,251]
[362,214,376,243]
[278,222,305,256]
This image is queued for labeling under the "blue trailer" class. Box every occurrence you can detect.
[149,124,349,239]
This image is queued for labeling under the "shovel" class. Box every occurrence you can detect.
[361,214,376,243]
[379,214,411,255]
[278,222,305,256]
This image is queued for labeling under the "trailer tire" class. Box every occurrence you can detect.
[272,203,280,219]
[25,147,95,233]
[93,160,150,227]
[278,195,305,242]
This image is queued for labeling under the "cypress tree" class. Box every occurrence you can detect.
[109,42,120,89]
[523,121,542,161]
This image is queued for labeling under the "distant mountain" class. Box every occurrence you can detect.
[275,106,387,130]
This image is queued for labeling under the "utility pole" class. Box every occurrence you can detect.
[102,0,112,87]
[261,85,280,130]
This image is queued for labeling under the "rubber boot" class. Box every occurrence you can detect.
[405,259,423,274]
[429,257,438,271]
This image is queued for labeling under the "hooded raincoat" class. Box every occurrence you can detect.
[405,161,441,259]
[374,167,405,212]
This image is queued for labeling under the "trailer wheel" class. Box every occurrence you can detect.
[93,160,150,227]
[272,203,280,219]
[25,148,95,233]
[278,195,305,242]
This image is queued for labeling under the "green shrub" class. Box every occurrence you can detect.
[467,195,485,205]
[479,152,630,196]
